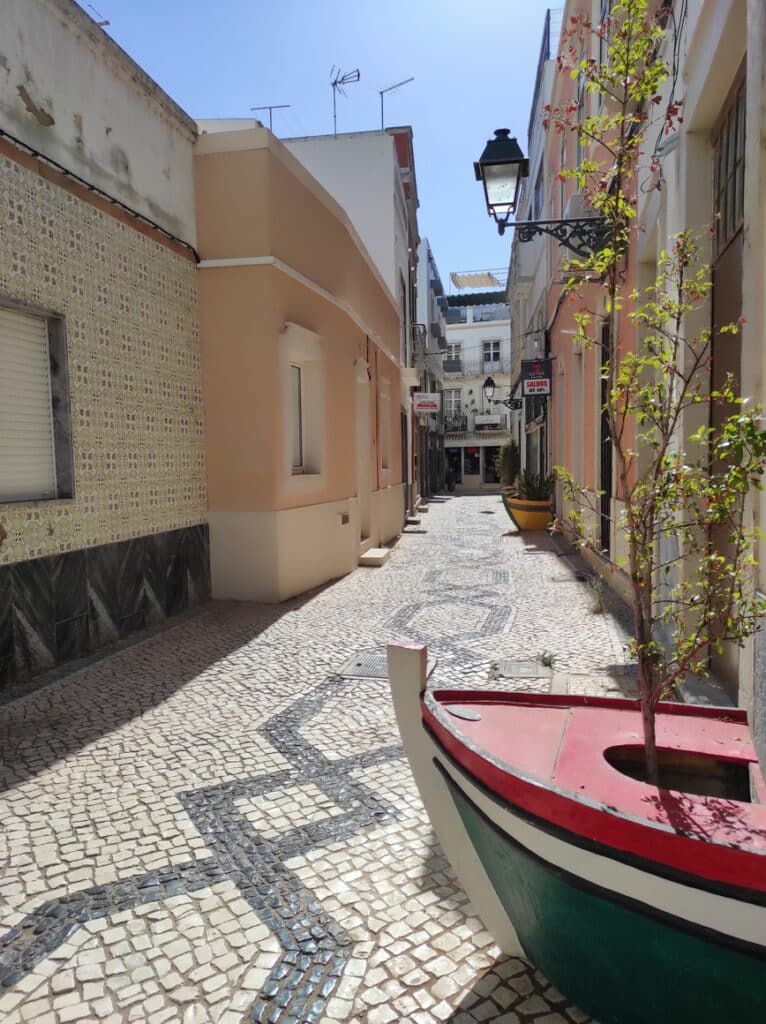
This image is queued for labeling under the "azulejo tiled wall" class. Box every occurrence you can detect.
[0,149,207,566]
[0,524,210,692]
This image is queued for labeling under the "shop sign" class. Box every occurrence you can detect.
[521,358,552,397]
[413,392,441,413]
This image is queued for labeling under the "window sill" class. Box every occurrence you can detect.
[0,493,74,506]
[285,470,325,495]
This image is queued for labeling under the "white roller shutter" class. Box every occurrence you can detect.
[0,307,57,502]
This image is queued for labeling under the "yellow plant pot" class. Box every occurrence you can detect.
[502,494,553,531]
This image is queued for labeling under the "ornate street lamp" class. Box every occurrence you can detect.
[474,129,608,258]
[483,375,522,412]
[473,129,528,234]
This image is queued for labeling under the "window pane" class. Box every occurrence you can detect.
[0,307,57,501]
[291,365,303,469]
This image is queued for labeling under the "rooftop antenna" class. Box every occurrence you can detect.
[330,67,360,136]
[86,2,110,26]
[250,104,291,132]
[379,77,414,129]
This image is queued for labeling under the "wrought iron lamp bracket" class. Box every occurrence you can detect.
[501,216,609,260]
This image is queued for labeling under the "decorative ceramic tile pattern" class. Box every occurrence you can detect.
[0,150,206,566]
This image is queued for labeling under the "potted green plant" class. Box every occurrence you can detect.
[493,439,519,487]
[502,468,555,531]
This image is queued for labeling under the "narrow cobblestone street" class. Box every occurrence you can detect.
[0,496,635,1024]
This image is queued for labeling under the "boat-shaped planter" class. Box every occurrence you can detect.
[387,643,766,1024]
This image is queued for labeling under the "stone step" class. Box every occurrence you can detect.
[359,547,390,568]
[405,516,421,526]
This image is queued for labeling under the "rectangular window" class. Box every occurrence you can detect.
[483,340,500,364]
[533,167,544,219]
[0,305,66,502]
[712,77,746,257]
[444,389,462,417]
[290,364,303,472]
[447,343,461,361]
[380,380,391,471]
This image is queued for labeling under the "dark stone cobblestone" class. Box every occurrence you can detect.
[0,497,625,1022]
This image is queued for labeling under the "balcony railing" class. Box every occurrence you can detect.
[445,306,467,325]
[444,412,508,434]
[442,357,511,376]
[472,303,509,323]
[444,414,468,432]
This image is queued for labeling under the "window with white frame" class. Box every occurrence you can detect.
[290,364,303,472]
[446,342,461,361]
[281,321,325,486]
[379,379,391,470]
[444,389,462,417]
[0,303,73,503]
[483,340,501,371]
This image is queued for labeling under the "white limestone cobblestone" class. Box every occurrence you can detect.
[0,496,624,1022]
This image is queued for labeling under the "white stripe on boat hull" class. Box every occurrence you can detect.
[437,751,766,952]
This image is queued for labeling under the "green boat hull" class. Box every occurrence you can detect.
[448,774,766,1024]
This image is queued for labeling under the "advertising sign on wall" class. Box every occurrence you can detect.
[413,392,442,413]
[521,358,552,397]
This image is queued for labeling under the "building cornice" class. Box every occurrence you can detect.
[197,256,400,367]
[195,128,399,315]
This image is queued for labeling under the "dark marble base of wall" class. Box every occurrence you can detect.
[0,524,210,692]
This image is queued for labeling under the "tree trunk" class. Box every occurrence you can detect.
[638,656,659,786]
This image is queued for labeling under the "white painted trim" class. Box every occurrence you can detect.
[437,752,766,950]
[198,255,398,365]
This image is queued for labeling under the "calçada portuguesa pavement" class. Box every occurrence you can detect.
[0,495,635,1024]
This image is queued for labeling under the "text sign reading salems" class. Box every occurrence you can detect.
[521,358,552,397]
[413,392,442,413]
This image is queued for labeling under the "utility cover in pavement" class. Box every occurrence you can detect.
[496,660,552,679]
[338,648,436,679]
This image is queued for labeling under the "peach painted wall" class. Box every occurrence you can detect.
[194,125,404,601]
[195,129,400,362]
[546,0,640,549]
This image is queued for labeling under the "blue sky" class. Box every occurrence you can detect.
[91,1,549,286]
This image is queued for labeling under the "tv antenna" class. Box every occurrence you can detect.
[379,77,414,129]
[250,104,291,132]
[86,2,110,26]
[330,66,360,136]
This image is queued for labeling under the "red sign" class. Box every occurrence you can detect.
[413,392,441,413]
[521,358,552,397]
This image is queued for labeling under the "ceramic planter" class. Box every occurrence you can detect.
[501,491,553,530]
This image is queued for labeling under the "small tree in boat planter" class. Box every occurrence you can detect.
[547,0,766,784]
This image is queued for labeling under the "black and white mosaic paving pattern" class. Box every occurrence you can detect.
[0,497,633,1023]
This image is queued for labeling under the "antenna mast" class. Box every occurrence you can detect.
[250,104,291,132]
[330,67,360,136]
[379,77,414,129]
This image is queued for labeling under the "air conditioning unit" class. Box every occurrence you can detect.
[564,192,596,220]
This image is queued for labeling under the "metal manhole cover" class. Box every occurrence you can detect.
[338,649,437,680]
[496,660,552,679]
[339,650,389,678]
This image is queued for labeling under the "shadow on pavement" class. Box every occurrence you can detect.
[0,588,331,792]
